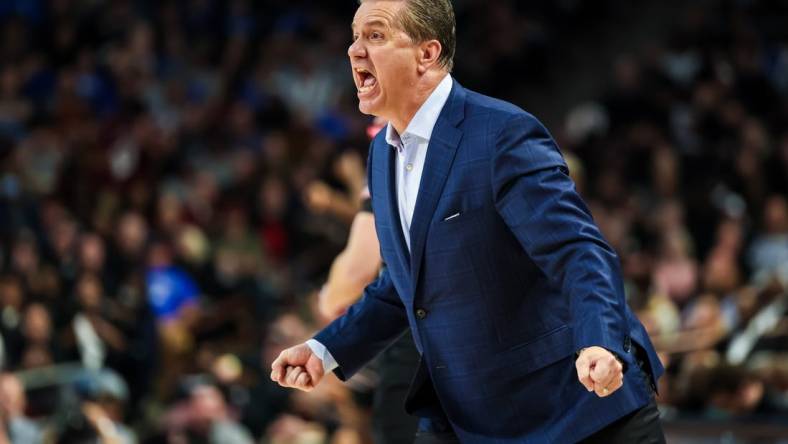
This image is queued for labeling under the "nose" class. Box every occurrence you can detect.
[348,38,366,59]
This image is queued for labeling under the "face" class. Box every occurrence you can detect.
[23,304,52,342]
[77,275,102,310]
[80,233,106,271]
[350,1,420,117]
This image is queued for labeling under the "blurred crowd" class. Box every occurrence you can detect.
[562,0,788,428]
[0,0,786,443]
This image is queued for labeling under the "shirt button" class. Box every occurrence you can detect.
[415,308,427,319]
[406,163,413,171]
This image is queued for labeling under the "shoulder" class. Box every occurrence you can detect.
[461,88,548,137]
[464,88,526,117]
[459,87,566,173]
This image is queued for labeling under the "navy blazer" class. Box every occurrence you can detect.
[315,81,664,443]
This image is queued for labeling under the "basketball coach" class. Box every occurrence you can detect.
[272,1,665,442]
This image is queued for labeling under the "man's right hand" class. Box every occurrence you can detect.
[270,343,325,392]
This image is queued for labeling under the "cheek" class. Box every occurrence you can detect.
[377,57,411,90]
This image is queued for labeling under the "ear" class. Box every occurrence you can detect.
[416,39,443,74]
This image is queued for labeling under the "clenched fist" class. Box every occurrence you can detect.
[270,343,325,392]
[575,346,624,397]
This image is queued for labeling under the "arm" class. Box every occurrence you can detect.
[492,113,627,396]
[304,181,359,225]
[272,267,408,390]
[319,211,382,320]
[314,139,406,379]
[273,138,407,389]
[313,265,408,381]
[272,139,407,389]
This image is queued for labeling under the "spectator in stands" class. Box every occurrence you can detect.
[0,372,42,444]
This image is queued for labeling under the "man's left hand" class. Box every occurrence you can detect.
[575,346,623,397]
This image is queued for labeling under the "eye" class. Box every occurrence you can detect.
[370,31,383,40]
[351,34,359,42]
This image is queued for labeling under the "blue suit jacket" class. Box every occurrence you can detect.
[315,81,664,443]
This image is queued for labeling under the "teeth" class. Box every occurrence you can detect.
[355,68,376,94]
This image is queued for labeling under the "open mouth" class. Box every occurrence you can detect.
[354,67,378,95]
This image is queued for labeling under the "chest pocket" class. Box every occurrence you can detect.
[428,205,485,245]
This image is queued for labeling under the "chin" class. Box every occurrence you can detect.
[358,100,380,116]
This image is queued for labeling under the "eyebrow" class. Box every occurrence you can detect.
[351,19,390,31]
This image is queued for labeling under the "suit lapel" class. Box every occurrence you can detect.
[408,83,466,291]
[382,138,411,272]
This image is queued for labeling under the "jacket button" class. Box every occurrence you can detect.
[623,336,632,353]
[415,308,428,319]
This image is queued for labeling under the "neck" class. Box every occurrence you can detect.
[389,71,448,135]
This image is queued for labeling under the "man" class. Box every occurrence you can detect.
[272,0,665,442]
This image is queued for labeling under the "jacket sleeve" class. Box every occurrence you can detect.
[313,138,409,381]
[313,262,408,381]
[491,112,631,361]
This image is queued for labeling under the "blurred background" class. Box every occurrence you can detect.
[0,0,787,443]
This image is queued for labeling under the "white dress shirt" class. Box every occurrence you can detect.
[307,75,454,372]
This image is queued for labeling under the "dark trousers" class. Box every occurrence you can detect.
[413,398,664,444]
[372,332,421,444]
[581,343,665,443]
[580,397,665,443]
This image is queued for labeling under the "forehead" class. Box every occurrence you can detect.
[352,0,405,29]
